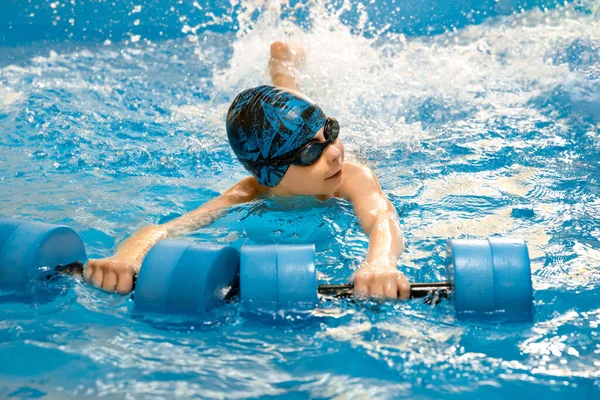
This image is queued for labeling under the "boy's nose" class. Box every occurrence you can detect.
[325,142,342,164]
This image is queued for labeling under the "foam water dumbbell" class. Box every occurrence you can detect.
[0,219,239,315]
[239,239,533,322]
[0,219,534,322]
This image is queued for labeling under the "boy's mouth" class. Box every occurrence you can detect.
[326,169,342,180]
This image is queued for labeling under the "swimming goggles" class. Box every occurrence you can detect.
[252,117,340,168]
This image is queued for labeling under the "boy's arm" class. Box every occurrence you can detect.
[338,163,410,300]
[84,176,265,294]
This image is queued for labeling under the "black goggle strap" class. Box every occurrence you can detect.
[245,147,303,168]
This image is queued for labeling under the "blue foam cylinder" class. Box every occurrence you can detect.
[488,238,533,321]
[240,245,318,310]
[239,245,279,309]
[134,240,239,315]
[276,245,318,309]
[447,239,495,316]
[447,238,533,321]
[0,219,23,251]
[0,218,87,289]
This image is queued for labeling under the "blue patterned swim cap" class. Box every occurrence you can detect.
[226,85,327,187]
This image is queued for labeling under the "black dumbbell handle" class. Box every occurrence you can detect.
[52,262,451,300]
[318,282,453,299]
[52,261,85,277]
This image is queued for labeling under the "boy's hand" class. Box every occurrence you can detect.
[353,260,410,300]
[84,256,137,295]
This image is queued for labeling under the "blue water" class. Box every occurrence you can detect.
[1,0,600,398]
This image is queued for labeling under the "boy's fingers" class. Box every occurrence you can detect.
[116,274,133,295]
[397,274,410,300]
[353,269,410,300]
[102,272,117,292]
[353,280,369,298]
[352,269,371,298]
[370,282,385,297]
[384,281,398,299]
[83,263,93,282]
[91,269,104,288]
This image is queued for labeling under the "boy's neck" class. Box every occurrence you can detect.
[314,193,335,202]
[266,189,336,202]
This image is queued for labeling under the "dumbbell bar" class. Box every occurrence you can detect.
[317,282,452,299]
[43,258,452,304]
[0,218,533,322]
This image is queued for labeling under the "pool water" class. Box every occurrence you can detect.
[1,0,600,398]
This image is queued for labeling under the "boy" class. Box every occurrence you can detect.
[84,41,410,300]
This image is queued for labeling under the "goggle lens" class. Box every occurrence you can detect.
[300,144,325,165]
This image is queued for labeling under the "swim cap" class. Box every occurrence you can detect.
[226,85,326,187]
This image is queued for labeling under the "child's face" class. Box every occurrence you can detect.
[271,126,345,196]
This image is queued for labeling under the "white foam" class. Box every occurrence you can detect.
[0,84,24,108]
[206,0,599,151]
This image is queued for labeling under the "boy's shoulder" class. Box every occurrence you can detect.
[341,161,374,176]
[336,162,381,201]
